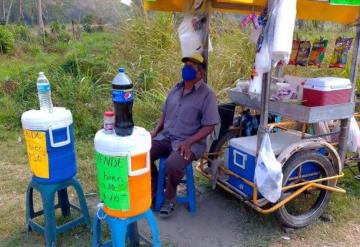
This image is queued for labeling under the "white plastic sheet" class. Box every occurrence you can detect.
[255,43,271,72]
[254,133,283,203]
[249,73,263,97]
[178,14,212,58]
[347,116,360,153]
[271,0,297,64]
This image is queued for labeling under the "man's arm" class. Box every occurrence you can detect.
[180,90,219,160]
[179,125,215,160]
[150,113,165,138]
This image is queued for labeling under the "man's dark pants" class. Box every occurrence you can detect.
[151,138,196,203]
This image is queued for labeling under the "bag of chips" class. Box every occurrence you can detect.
[289,40,300,65]
[308,38,328,67]
[329,37,353,68]
[296,41,312,66]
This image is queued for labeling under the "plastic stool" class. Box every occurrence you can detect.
[154,157,196,214]
[92,206,161,247]
[25,177,91,247]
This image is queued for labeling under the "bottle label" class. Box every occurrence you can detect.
[37,83,50,93]
[112,89,134,103]
[104,123,114,131]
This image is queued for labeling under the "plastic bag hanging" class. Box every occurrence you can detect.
[254,133,283,203]
[347,116,360,153]
[178,14,212,59]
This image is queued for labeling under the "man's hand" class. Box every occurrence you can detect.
[150,130,157,138]
[179,140,192,160]
[150,113,165,139]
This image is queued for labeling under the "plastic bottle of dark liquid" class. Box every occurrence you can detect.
[112,68,134,136]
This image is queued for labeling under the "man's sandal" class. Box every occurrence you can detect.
[159,201,176,218]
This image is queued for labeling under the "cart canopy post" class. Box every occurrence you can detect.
[257,72,271,152]
[338,11,360,165]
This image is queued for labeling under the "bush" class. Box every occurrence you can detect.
[96,18,104,32]
[50,21,61,34]
[0,26,14,54]
[81,14,95,25]
[7,24,31,41]
[82,14,95,33]
[22,43,41,56]
[58,31,71,43]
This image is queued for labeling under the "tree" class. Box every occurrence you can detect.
[5,0,14,25]
[37,0,44,34]
[19,0,24,22]
[2,0,5,21]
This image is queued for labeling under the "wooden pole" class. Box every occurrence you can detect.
[203,11,210,83]
[338,15,360,165]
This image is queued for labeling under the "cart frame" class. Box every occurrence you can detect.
[143,0,360,226]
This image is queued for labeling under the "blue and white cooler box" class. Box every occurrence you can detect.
[21,107,77,184]
[226,131,322,199]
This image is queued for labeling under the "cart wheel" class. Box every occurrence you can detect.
[275,151,336,228]
[208,129,240,160]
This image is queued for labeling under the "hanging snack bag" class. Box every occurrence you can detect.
[329,37,353,68]
[289,40,300,65]
[296,41,312,66]
[308,38,328,67]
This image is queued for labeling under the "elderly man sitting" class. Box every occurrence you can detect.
[150,53,219,217]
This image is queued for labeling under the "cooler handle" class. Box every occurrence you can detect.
[233,149,247,170]
[49,125,71,148]
[127,152,150,176]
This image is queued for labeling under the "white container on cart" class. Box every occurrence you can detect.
[303,77,352,107]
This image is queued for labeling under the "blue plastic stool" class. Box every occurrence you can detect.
[25,177,91,247]
[154,157,196,214]
[92,206,161,247]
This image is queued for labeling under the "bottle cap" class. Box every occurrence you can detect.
[118,68,125,73]
[104,111,114,117]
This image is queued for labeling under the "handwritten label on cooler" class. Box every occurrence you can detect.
[96,152,130,211]
[23,129,49,178]
[330,0,360,6]
[112,89,134,103]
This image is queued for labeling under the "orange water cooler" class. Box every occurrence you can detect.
[94,126,151,218]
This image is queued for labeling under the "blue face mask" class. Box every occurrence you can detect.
[182,65,197,81]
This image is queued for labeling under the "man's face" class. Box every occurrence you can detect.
[185,60,201,78]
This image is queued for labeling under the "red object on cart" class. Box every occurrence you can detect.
[303,77,352,107]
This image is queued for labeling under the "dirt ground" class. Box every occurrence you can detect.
[86,183,360,247]
[1,133,360,246]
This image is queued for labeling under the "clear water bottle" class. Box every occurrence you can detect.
[36,72,53,112]
[112,68,134,136]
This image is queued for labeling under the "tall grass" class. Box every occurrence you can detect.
[0,14,356,139]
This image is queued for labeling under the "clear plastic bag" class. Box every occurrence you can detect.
[347,117,360,153]
[178,14,212,58]
[254,133,283,203]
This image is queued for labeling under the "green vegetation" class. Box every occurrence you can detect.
[0,26,15,54]
[0,13,256,138]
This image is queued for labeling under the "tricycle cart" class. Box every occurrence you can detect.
[144,0,360,228]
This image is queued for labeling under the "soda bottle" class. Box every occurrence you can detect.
[36,72,53,112]
[112,68,134,136]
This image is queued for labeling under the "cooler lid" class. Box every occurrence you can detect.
[94,127,151,156]
[229,131,302,156]
[21,107,73,131]
[304,77,352,91]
